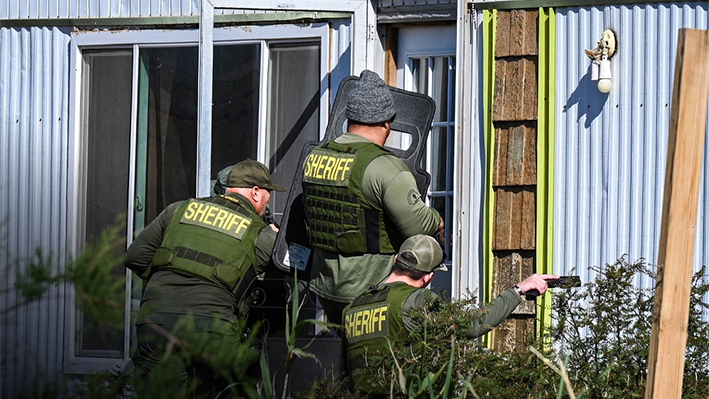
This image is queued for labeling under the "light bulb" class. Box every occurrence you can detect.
[597,78,612,93]
[597,58,612,93]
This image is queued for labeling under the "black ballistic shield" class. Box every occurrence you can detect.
[271,75,437,277]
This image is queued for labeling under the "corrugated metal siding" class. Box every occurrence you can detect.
[0,0,285,19]
[0,26,71,398]
[555,3,709,290]
[1,0,191,18]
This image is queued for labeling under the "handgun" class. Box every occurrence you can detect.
[525,276,581,300]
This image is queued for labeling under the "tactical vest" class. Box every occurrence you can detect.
[150,195,266,303]
[301,141,405,254]
[343,283,420,395]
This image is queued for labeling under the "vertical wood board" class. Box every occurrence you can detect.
[493,187,536,250]
[493,122,538,186]
[492,57,538,122]
[495,9,539,57]
[493,252,535,314]
[645,28,709,399]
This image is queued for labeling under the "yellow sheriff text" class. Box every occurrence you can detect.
[303,152,354,182]
[345,305,388,339]
[181,200,252,239]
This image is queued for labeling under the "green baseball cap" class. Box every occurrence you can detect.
[226,159,287,192]
[395,234,447,273]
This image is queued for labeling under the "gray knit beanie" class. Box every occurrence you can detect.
[345,70,396,124]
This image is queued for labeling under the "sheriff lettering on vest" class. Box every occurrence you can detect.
[343,235,559,396]
[302,70,445,326]
[124,159,286,399]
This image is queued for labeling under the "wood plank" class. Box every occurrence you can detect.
[493,252,535,314]
[495,9,539,57]
[645,28,709,399]
[384,25,398,86]
[493,57,538,121]
[493,187,536,250]
[493,122,537,186]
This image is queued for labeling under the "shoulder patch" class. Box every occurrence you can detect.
[407,189,422,205]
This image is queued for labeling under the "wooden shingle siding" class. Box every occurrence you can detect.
[493,187,536,251]
[492,57,538,122]
[490,9,540,351]
[493,122,537,186]
[493,252,536,315]
[495,9,539,57]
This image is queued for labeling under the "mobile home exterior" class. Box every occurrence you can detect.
[1,0,707,396]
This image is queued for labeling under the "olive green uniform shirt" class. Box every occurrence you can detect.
[124,193,276,324]
[308,133,442,304]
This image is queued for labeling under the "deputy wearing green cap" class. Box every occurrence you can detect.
[124,158,286,399]
[343,234,558,396]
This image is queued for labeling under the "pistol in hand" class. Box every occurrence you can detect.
[525,276,581,300]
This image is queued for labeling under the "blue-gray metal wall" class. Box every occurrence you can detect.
[555,3,709,292]
[0,0,281,18]
[2,0,709,396]
[0,26,72,398]
[1,0,199,18]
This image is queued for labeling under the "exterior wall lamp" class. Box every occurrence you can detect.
[586,30,618,94]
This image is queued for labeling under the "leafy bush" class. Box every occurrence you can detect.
[550,257,709,398]
[7,227,709,399]
[313,257,709,398]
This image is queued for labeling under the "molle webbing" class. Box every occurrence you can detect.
[163,246,256,304]
[302,141,397,254]
[173,246,224,268]
[303,185,359,250]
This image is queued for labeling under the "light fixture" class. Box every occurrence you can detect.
[597,56,612,93]
[586,29,617,94]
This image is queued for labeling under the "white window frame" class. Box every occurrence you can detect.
[398,25,460,298]
[66,23,330,374]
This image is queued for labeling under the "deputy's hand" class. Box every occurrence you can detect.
[269,224,279,232]
[435,217,445,247]
[515,274,559,296]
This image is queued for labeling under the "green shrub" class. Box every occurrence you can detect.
[312,257,709,399]
[8,229,709,399]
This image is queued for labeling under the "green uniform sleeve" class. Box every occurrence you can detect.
[398,288,523,339]
[124,201,181,278]
[464,289,523,338]
[363,155,441,237]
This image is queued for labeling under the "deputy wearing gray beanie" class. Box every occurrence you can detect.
[301,69,444,328]
[345,70,396,124]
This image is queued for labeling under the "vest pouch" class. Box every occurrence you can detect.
[212,262,245,292]
[146,247,176,279]
[152,247,175,267]
[335,230,367,254]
